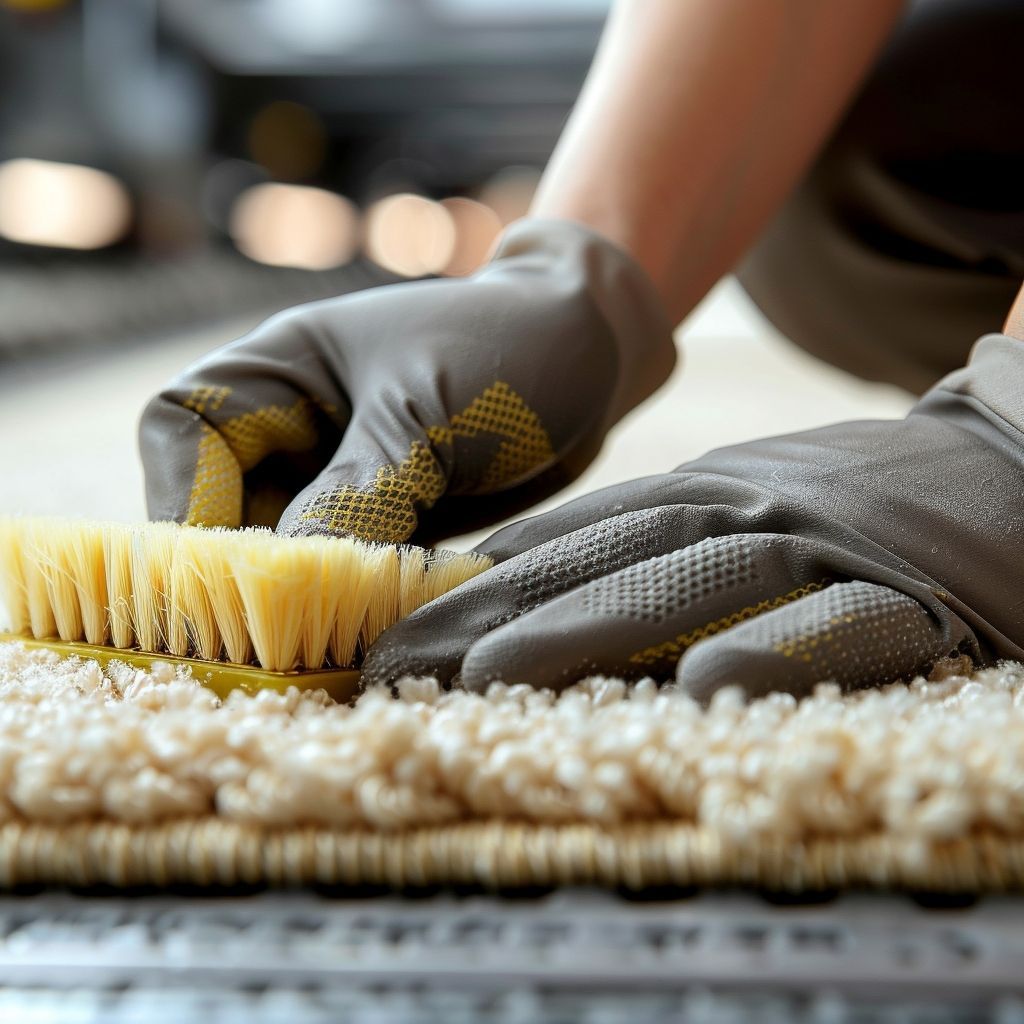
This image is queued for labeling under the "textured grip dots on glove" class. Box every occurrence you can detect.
[581,536,760,625]
[454,532,837,692]
[679,580,956,702]
[766,581,948,680]
[189,425,243,528]
[426,381,556,493]
[182,386,230,416]
[296,441,448,544]
[293,381,557,543]
[183,385,321,529]
[217,399,319,472]
[509,508,695,615]
[627,581,827,672]
[359,507,690,687]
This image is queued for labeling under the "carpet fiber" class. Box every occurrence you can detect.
[1,642,1022,891]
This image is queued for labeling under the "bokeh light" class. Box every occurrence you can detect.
[247,101,327,182]
[0,0,70,9]
[0,159,132,250]
[364,193,456,277]
[440,197,503,276]
[229,182,359,270]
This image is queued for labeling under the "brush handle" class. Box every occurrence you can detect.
[0,635,362,703]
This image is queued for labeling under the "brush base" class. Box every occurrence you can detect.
[0,635,362,702]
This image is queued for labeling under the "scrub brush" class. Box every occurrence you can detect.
[0,518,490,701]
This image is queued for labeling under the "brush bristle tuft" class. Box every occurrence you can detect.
[0,518,490,672]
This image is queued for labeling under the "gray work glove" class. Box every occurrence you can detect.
[139,219,676,544]
[363,334,1024,700]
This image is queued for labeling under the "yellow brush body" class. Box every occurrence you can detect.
[1,637,364,701]
[0,518,490,699]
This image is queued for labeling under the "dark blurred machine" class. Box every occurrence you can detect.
[0,0,608,355]
[167,0,605,196]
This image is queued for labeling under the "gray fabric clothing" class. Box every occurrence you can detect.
[740,0,1024,393]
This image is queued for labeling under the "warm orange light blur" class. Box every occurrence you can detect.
[364,193,456,277]
[0,0,69,9]
[248,101,328,182]
[478,166,542,226]
[0,159,132,250]
[440,197,503,276]
[229,183,359,270]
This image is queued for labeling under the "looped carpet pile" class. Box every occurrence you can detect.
[0,641,1022,891]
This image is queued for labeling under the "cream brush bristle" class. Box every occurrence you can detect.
[0,518,490,698]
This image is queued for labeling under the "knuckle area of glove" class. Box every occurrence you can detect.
[426,380,561,495]
[289,371,627,540]
[625,580,830,674]
[497,510,688,617]
[140,391,204,433]
[579,535,830,624]
[291,441,447,543]
[490,530,830,669]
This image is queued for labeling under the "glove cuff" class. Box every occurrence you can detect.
[919,333,1024,440]
[489,217,678,425]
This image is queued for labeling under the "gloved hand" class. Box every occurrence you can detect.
[140,219,676,544]
[363,334,1024,700]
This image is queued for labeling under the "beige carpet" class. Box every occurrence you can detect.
[0,642,1022,891]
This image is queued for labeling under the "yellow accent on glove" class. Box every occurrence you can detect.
[628,581,826,668]
[185,393,320,528]
[299,381,556,542]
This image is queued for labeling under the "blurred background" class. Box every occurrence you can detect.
[0,0,610,344]
[0,0,911,542]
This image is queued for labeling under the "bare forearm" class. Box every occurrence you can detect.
[532,0,906,323]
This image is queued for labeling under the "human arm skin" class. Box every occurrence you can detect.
[532,0,907,324]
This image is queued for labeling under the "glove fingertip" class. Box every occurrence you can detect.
[675,636,777,706]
